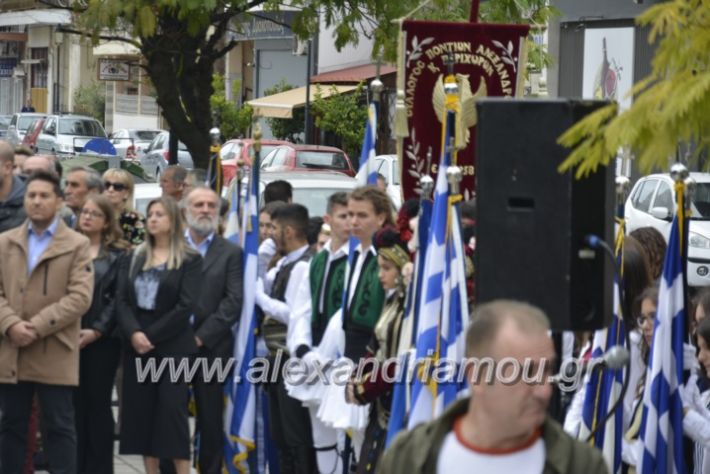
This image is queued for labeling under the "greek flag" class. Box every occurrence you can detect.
[638,215,686,474]
[386,197,433,446]
[408,109,468,428]
[223,163,259,473]
[579,228,625,474]
[224,183,240,245]
[357,103,378,186]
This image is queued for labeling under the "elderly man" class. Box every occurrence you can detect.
[0,140,26,233]
[0,170,94,474]
[379,300,608,474]
[160,165,187,202]
[63,166,103,227]
[184,186,243,474]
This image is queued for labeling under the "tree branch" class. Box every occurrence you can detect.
[57,26,141,48]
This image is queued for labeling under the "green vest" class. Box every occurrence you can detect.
[309,249,347,346]
[343,250,385,360]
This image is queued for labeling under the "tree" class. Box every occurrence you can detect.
[210,74,253,140]
[262,80,305,142]
[559,0,710,177]
[72,81,106,124]
[49,0,553,169]
[311,83,368,161]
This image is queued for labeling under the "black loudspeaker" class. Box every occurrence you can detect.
[474,98,614,331]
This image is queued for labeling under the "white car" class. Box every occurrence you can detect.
[133,182,162,216]
[355,154,402,209]
[110,129,164,159]
[36,114,108,159]
[625,172,710,286]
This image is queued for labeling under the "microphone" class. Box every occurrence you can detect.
[549,345,630,386]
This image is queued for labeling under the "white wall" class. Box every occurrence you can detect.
[112,113,160,130]
[316,16,374,73]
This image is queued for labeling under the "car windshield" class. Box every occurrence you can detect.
[131,130,160,141]
[17,116,38,131]
[58,118,106,137]
[296,151,347,170]
[691,183,710,220]
[293,187,349,216]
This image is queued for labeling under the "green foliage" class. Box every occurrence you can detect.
[72,81,106,124]
[311,83,368,159]
[263,80,305,142]
[559,0,710,177]
[210,74,253,139]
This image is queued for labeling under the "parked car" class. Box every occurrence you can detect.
[36,114,108,159]
[133,182,163,216]
[625,172,710,286]
[139,131,193,179]
[5,112,47,146]
[111,128,164,159]
[355,154,402,209]
[221,139,290,185]
[21,117,46,152]
[260,144,355,177]
[232,170,358,217]
[0,115,11,139]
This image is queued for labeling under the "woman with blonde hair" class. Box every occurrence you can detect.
[74,194,128,474]
[102,168,146,245]
[116,196,201,474]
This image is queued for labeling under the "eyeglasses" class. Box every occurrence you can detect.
[636,313,656,328]
[80,209,105,219]
[104,181,127,191]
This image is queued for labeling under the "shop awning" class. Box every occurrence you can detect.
[310,63,397,84]
[92,41,141,57]
[247,84,357,118]
[0,9,72,27]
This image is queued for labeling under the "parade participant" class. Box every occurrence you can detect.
[0,140,26,233]
[184,186,243,474]
[116,196,201,474]
[159,165,187,202]
[346,225,410,474]
[264,180,292,204]
[630,227,666,282]
[255,203,316,473]
[289,192,351,473]
[0,170,94,474]
[103,168,146,245]
[258,201,286,278]
[74,194,127,474]
[64,167,104,227]
[379,300,609,474]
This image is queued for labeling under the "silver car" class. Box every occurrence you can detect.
[110,128,164,159]
[36,115,108,159]
[5,113,47,146]
[139,131,194,179]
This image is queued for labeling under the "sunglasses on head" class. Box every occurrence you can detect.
[104,181,127,191]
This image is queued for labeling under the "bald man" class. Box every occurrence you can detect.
[21,155,53,176]
[0,140,26,233]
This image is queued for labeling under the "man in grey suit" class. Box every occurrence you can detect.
[184,186,243,474]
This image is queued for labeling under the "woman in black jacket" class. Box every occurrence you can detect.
[116,196,201,474]
[74,194,128,474]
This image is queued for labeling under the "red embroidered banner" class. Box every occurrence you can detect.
[400,20,529,200]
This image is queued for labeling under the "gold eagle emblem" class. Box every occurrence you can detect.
[432,74,487,149]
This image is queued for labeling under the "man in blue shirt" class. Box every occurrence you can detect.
[0,170,94,474]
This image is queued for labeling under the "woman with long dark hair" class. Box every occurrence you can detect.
[74,194,127,474]
[116,196,201,474]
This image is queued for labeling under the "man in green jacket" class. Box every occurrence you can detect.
[379,300,608,474]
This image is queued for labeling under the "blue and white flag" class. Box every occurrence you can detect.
[357,103,378,186]
[638,215,686,474]
[224,163,259,473]
[408,109,468,428]
[224,182,240,245]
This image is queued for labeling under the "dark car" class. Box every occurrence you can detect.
[260,144,355,177]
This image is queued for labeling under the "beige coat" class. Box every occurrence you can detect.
[0,220,93,386]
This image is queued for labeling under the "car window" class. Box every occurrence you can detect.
[296,151,347,170]
[154,134,165,149]
[260,144,280,159]
[10,115,17,126]
[270,148,289,167]
[58,118,106,137]
[293,188,353,217]
[691,183,710,219]
[260,149,278,167]
[18,116,38,131]
[652,182,674,211]
[132,130,160,141]
[0,116,10,129]
[43,118,56,135]
[376,159,390,182]
[632,179,658,213]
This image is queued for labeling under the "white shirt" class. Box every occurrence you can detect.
[347,243,377,308]
[288,240,348,355]
[255,244,310,326]
[437,423,545,474]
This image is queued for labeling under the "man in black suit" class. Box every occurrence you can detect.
[184,186,243,474]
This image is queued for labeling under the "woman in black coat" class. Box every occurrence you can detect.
[74,194,128,474]
[116,196,201,474]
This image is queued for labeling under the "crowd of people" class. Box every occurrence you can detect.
[3,135,710,474]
